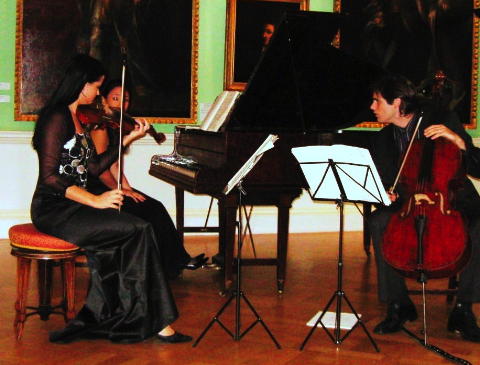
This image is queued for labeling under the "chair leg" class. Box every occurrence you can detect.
[363,203,372,256]
[447,276,458,303]
[14,257,31,340]
[37,260,53,321]
[62,258,76,322]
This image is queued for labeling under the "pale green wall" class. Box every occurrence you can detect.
[1,0,479,136]
[0,0,32,132]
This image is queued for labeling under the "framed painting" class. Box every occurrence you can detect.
[224,0,309,91]
[334,0,479,128]
[15,0,199,124]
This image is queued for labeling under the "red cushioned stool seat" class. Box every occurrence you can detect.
[8,223,81,340]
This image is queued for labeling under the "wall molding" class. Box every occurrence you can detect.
[3,130,479,147]
[0,131,32,144]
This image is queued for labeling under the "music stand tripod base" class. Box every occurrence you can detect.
[193,180,281,349]
[297,158,380,352]
[299,199,379,352]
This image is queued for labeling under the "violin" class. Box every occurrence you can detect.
[382,114,469,280]
[76,101,166,145]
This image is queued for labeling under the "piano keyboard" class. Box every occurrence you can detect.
[151,155,199,179]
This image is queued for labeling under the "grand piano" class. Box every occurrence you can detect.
[149,11,383,292]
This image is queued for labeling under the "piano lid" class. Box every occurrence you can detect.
[226,11,384,133]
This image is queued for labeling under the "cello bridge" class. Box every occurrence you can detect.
[400,192,450,217]
[413,193,436,206]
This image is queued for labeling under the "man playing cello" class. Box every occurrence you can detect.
[368,73,480,342]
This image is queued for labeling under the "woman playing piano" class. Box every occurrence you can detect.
[31,54,191,343]
[88,79,208,279]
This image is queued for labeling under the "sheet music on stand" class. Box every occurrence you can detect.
[200,91,241,132]
[293,144,385,353]
[292,144,391,205]
[223,134,279,195]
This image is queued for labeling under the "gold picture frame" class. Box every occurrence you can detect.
[15,0,199,124]
[224,0,309,91]
[334,0,479,129]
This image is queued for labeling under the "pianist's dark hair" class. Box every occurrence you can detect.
[101,79,132,100]
[371,74,423,115]
[32,54,106,151]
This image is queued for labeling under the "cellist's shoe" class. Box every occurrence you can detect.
[447,302,480,342]
[373,302,418,334]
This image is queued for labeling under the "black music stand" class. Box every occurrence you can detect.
[292,145,391,352]
[193,135,281,349]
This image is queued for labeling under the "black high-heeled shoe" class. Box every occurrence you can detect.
[157,332,192,343]
[184,253,208,270]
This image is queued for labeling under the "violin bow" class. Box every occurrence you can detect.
[389,113,424,194]
[117,48,127,212]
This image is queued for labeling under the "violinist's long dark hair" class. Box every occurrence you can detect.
[32,54,106,151]
[371,73,422,115]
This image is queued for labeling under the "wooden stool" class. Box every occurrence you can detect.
[8,223,81,340]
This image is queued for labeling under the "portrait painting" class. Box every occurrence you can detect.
[225,0,309,91]
[15,0,199,124]
[335,0,479,128]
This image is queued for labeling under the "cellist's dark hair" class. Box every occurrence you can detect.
[371,74,422,115]
[32,54,105,151]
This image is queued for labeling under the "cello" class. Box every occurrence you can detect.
[382,111,469,280]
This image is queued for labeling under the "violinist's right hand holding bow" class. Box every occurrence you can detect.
[93,189,124,209]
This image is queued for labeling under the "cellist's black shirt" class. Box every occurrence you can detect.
[392,114,418,161]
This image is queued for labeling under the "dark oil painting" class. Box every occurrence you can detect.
[16,0,198,123]
[336,0,478,127]
[225,0,308,91]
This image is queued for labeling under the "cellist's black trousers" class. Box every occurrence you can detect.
[369,208,480,304]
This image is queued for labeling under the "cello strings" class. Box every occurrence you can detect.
[390,114,424,193]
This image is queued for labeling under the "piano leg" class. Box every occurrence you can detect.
[219,195,238,293]
[174,188,235,293]
[217,198,225,260]
[175,187,185,244]
[276,196,292,294]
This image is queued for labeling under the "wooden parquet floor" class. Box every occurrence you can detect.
[1,232,479,365]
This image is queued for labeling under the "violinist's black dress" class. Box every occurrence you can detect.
[31,106,178,343]
[87,129,190,280]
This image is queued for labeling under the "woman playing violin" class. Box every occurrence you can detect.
[31,54,191,343]
[87,79,207,278]
[368,74,480,342]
